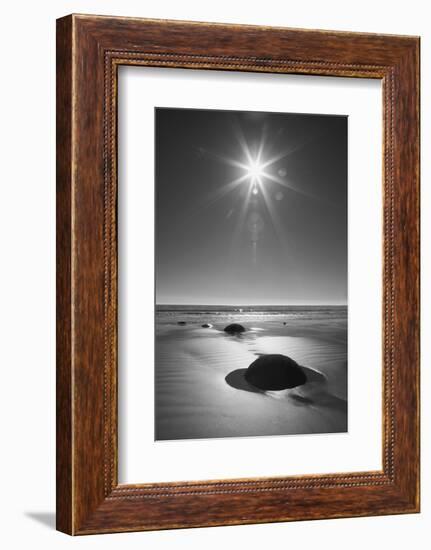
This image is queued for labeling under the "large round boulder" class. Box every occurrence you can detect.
[223,323,246,334]
[245,354,307,390]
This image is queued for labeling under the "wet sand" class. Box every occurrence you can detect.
[155,310,347,441]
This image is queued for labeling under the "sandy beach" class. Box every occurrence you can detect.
[155,306,347,441]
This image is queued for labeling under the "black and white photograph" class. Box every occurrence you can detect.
[155,107,348,441]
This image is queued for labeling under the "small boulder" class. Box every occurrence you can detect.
[224,323,246,334]
[177,321,187,326]
[245,354,307,390]
[202,323,212,328]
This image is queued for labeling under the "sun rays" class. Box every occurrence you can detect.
[194,120,307,263]
[188,116,323,266]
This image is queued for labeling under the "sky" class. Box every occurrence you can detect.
[155,107,347,306]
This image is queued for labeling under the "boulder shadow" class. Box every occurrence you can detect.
[225,361,328,398]
[301,365,327,384]
[225,359,347,416]
[225,369,264,394]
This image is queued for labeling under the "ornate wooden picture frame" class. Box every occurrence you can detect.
[56,14,420,535]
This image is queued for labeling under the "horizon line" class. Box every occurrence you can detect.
[156,303,348,307]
